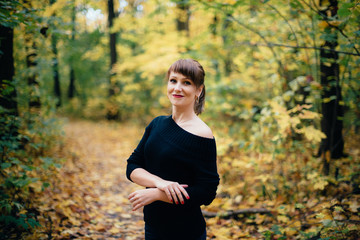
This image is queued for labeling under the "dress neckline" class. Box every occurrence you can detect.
[168,115,214,140]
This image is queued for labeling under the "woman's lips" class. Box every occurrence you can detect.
[173,94,183,98]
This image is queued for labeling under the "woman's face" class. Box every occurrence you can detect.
[167,71,202,110]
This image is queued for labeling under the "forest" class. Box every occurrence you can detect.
[0,0,360,239]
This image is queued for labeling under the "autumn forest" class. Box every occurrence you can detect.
[1,0,360,239]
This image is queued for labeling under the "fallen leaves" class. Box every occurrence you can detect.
[23,119,360,240]
[29,120,145,239]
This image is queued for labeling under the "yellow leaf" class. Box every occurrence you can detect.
[323,97,331,103]
[325,150,331,162]
[314,179,328,190]
[285,227,298,236]
[277,215,289,223]
[302,126,326,143]
[318,21,329,29]
[349,201,360,212]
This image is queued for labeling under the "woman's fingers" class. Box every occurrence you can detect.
[170,187,181,204]
[132,199,143,211]
[167,185,189,204]
[155,180,191,204]
[129,189,159,211]
[164,189,173,203]
[179,185,190,200]
[173,188,184,204]
[128,193,135,200]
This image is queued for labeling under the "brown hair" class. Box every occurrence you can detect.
[166,59,206,115]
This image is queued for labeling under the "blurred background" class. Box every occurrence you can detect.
[1,0,360,239]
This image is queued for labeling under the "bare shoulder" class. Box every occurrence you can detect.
[191,117,214,139]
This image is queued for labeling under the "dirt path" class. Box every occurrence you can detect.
[37,119,146,239]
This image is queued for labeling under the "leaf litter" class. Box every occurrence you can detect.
[28,119,360,239]
[30,120,145,239]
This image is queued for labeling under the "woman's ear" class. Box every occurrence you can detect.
[197,84,204,96]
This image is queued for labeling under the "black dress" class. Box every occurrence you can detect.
[126,115,219,240]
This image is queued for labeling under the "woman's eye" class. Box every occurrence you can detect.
[170,79,176,83]
[185,81,191,85]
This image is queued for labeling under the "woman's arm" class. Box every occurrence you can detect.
[130,168,189,204]
[180,143,220,207]
[128,188,171,211]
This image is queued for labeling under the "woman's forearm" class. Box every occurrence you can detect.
[129,188,172,211]
[130,168,189,204]
[129,168,164,188]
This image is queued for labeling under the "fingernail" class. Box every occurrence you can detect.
[186,196,190,199]
[170,199,173,202]
[181,201,184,204]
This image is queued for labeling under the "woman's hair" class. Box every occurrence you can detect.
[166,59,206,115]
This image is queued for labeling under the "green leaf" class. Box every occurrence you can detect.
[27,218,41,228]
[338,8,352,17]
[295,203,305,209]
[21,165,34,171]
[1,162,11,169]
[4,203,11,214]
[42,182,50,188]
[13,202,23,211]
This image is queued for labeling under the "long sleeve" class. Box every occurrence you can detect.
[126,120,154,181]
[180,142,219,207]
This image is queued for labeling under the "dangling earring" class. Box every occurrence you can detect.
[195,96,199,104]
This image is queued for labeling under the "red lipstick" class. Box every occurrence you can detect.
[173,94,183,98]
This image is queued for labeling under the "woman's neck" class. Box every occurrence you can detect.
[172,106,197,124]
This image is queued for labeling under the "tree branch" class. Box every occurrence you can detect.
[299,0,360,56]
[234,41,360,57]
[198,0,286,77]
[202,208,272,219]
[266,3,300,48]
[226,14,286,77]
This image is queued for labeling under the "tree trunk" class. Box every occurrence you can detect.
[106,0,119,120]
[25,39,41,109]
[318,0,344,175]
[68,1,76,99]
[176,1,190,35]
[23,0,41,109]
[210,15,220,82]
[0,25,18,116]
[49,0,61,107]
[222,14,233,76]
[51,33,61,107]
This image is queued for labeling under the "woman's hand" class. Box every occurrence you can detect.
[128,188,161,211]
[155,180,189,204]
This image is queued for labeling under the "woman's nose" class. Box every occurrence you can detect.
[174,83,182,91]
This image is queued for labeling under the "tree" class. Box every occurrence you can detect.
[175,0,190,35]
[318,0,344,175]
[50,0,61,107]
[106,0,119,120]
[23,0,41,110]
[0,24,18,117]
[68,1,76,99]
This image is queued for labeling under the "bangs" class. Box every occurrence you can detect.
[167,59,204,86]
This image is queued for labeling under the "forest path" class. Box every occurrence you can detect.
[38,119,146,239]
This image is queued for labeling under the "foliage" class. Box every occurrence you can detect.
[21,119,359,240]
[1,0,360,239]
[0,0,64,238]
[0,106,63,238]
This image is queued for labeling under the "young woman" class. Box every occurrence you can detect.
[126,59,219,240]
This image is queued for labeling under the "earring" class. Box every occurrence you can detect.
[195,96,199,104]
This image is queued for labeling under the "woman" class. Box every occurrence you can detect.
[126,59,219,240]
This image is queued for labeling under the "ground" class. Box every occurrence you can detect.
[29,119,360,240]
[32,119,146,239]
